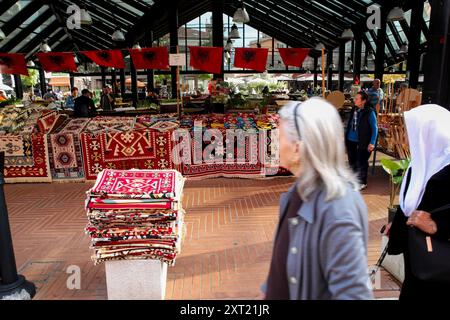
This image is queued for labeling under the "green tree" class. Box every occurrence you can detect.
[21,69,39,93]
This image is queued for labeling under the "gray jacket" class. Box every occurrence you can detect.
[263,183,374,300]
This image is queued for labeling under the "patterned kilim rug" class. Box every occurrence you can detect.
[0,133,51,183]
[47,118,90,182]
[81,129,178,180]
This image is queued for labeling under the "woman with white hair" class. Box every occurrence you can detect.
[262,98,373,300]
[387,104,450,300]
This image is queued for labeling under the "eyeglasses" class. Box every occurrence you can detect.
[293,103,302,140]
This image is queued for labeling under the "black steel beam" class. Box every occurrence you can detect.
[327,47,333,90]
[120,0,151,14]
[223,6,316,48]
[374,9,387,81]
[170,3,179,98]
[16,20,60,56]
[354,32,362,83]
[1,0,44,36]
[261,0,342,41]
[338,40,345,91]
[407,0,424,88]
[246,0,338,47]
[212,0,224,80]
[422,0,450,107]
[1,9,53,52]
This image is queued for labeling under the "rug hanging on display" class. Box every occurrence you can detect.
[47,118,90,182]
[80,129,177,180]
[0,133,51,183]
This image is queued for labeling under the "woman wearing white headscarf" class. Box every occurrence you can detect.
[387,104,450,300]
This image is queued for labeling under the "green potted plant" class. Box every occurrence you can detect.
[380,158,410,222]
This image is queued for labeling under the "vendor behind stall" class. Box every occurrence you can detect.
[100,85,114,111]
[65,87,79,110]
[74,89,96,118]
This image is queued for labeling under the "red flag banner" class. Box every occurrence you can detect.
[129,47,169,70]
[81,50,125,68]
[234,48,269,72]
[36,52,77,72]
[189,46,223,74]
[278,48,310,67]
[0,53,29,76]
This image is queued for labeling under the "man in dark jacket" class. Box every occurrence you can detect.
[74,89,96,118]
[345,91,378,190]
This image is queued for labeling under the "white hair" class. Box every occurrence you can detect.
[279,98,359,202]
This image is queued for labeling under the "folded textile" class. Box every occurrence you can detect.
[89,169,185,200]
[86,169,185,266]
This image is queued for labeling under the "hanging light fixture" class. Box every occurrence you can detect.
[0,28,5,40]
[384,62,388,68]
[347,57,353,66]
[132,43,142,49]
[229,24,240,39]
[362,64,369,71]
[225,39,233,51]
[329,63,336,69]
[340,28,354,40]
[348,67,354,73]
[74,55,79,64]
[80,6,92,25]
[27,60,35,67]
[398,43,408,54]
[233,2,250,23]
[306,69,311,74]
[367,50,375,61]
[315,42,325,50]
[40,40,51,52]
[112,27,125,42]
[387,7,405,21]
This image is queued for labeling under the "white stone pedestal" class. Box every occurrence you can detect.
[380,235,405,283]
[105,260,168,300]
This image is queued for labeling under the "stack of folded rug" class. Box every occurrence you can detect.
[85,169,185,266]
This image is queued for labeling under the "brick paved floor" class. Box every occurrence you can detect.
[4,165,401,300]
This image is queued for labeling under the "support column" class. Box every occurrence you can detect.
[170,4,179,98]
[313,56,318,88]
[326,47,333,91]
[101,67,106,88]
[422,0,450,107]
[354,32,362,84]
[146,31,155,91]
[39,67,46,97]
[338,40,345,91]
[69,73,75,90]
[130,61,138,108]
[111,68,117,95]
[119,68,126,96]
[407,0,424,88]
[13,74,23,99]
[212,0,224,80]
[374,9,387,82]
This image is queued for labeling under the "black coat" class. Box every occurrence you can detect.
[388,164,450,300]
[345,105,375,150]
[74,95,96,118]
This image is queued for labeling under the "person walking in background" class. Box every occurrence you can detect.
[43,89,57,101]
[100,85,114,111]
[74,89,96,118]
[261,98,373,300]
[65,87,78,110]
[386,104,450,300]
[367,79,384,112]
[345,91,378,190]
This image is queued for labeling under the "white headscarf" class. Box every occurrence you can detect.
[399,104,450,217]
